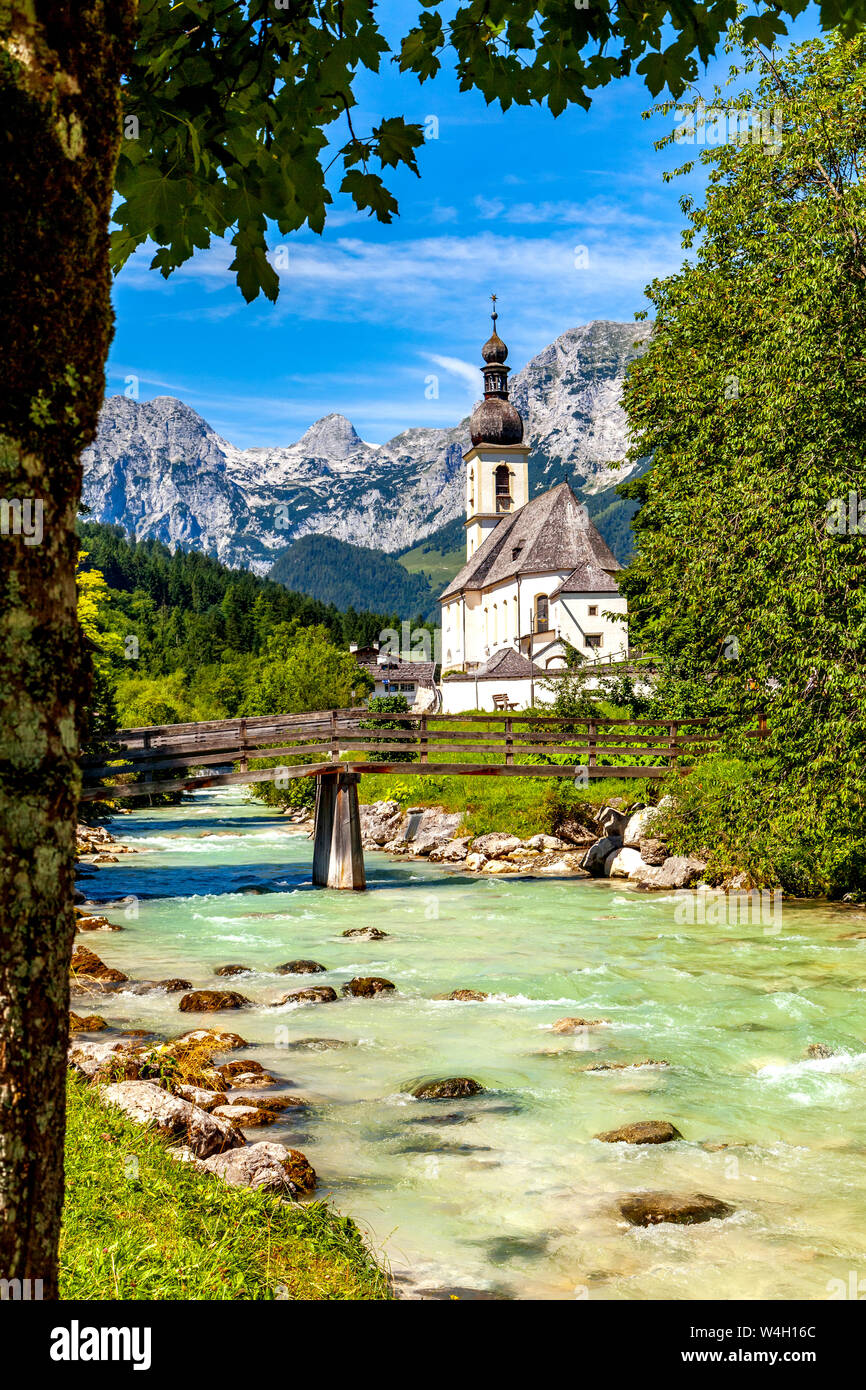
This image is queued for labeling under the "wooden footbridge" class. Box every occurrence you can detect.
[80,709,766,891]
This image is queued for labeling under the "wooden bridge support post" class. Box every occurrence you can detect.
[312,771,366,891]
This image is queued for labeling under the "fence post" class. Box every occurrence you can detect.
[238,717,248,773]
[419,713,428,766]
[505,716,513,766]
[143,730,152,787]
[668,720,678,768]
[588,718,597,771]
[329,710,338,763]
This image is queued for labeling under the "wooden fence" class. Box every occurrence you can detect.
[79,709,767,802]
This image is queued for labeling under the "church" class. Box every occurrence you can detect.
[439,305,628,713]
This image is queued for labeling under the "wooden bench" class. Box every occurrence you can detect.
[492,693,518,710]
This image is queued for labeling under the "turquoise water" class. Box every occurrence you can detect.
[79,789,866,1300]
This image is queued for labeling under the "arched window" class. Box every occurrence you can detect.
[468,468,475,512]
[492,604,498,645]
[535,594,549,632]
[495,464,512,512]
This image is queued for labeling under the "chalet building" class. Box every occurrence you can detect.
[349,642,436,709]
[439,305,628,712]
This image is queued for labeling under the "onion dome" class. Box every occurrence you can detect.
[469,296,524,447]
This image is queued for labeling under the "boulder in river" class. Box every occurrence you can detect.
[229,1095,306,1112]
[604,847,648,879]
[429,836,473,863]
[617,1192,734,1226]
[155,978,193,993]
[342,926,390,940]
[199,1141,317,1196]
[215,964,254,977]
[633,855,707,890]
[275,960,327,975]
[170,1028,248,1051]
[552,1017,609,1032]
[76,914,122,932]
[177,990,251,1012]
[622,806,660,847]
[596,1120,683,1145]
[412,1078,484,1100]
[435,989,490,1002]
[341,977,395,997]
[277,986,338,1006]
[805,1042,837,1060]
[586,1059,669,1072]
[216,1058,265,1080]
[581,836,623,877]
[213,1104,277,1129]
[101,1079,244,1158]
[286,1037,353,1051]
[70,945,128,983]
[69,1012,109,1033]
[638,837,668,866]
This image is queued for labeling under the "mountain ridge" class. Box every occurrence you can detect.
[81,318,650,576]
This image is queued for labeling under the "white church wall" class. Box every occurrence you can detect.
[555,592,628,659]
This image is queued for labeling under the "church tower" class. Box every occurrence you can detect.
[464,298,530,559]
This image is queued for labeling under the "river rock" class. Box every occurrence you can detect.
[278,986,338,1006]
[596,806,629,838]
[70,945,128,983]
[634,856,707,890]
[342,927,390,940]
[527,834,566,851]
[101,1079,244,1157]
[275,960,327,975]
[229,1095,306,1112]
[617,1192,734,1226]
[155,978,193,993]
[534,852,590,876]
[552,1017,609,1032]
[407,808,464,856]
[69,1011,109,1033]
[199,1141,317,1196]
[623,806,660,846]
[596,1120,683,1144]
[471,833,523,857]
[171,1028,248,1051]
[412,1078,484,1100]
[68,1038,141,1079]
[227,1071,277,1088]
[638,837,668,866]
[586,1059,669,1071]
[213,1104,277,1128]
[482,859,519,875]
[429,836,473,863]
[464,852,487,872]
[76,914,122,932]
[286,1037,353,1051]
[358,800,404,845]
[805,1042,837,1060]
[214,964,254,977]
[175,1084,228,1111]
[604,846,648,879]
[435,989,490,1002]
[341,977,395,997]
[581,836,623,877]
[178,990,252,1012]
[217,1059,266,1080]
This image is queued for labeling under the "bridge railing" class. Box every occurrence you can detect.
[80,710,767,802]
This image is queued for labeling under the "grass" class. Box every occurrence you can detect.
[354,712,663,836]
[60,1075,392,1301]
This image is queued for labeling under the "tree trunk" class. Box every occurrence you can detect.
[0,1,133,1296]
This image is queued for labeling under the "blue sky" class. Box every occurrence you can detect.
[108,5,822,448]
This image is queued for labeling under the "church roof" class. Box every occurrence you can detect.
[442,648,542,681]
[439,481,621,601]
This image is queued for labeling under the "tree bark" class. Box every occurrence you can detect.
[0,0,133,1296]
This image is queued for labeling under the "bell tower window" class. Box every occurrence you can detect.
[534,594,549,633]
[495,464,512,513]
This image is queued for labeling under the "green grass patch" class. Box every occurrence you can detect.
[60,1075,391,1301]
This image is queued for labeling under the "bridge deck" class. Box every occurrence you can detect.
[79,709,766,802]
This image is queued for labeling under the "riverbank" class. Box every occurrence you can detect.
[357,798,713,890]
[61,1073,391,1300]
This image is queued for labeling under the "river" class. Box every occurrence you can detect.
[78,788,866,1300]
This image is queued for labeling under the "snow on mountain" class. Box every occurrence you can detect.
[81,320,650,574]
